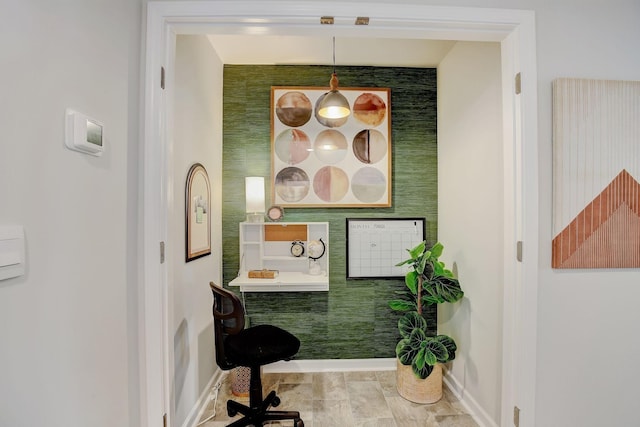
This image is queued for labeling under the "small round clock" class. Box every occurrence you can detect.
[290,240,305,257]
[267,205,284,221]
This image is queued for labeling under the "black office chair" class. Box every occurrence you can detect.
[209,282,304,427]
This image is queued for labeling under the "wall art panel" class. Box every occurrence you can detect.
[552,78,640,268]
[271,86,391,207]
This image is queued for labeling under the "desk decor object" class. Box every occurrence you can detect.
[290,240,305,257]
[308,238,326,275]
[552,78,640,268]
[248,269,279,279]
[185,163,211,262]
[267,205,284,221]
[271,86,391,207]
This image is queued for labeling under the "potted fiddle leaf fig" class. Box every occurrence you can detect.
[389,241,464,403]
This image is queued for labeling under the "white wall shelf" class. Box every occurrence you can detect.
[229,221,329,292]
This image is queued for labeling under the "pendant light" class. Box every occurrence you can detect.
[317,37,351,120]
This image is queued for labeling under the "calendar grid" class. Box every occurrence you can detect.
[346,218,425,278]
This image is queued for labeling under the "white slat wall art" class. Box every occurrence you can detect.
[552,78,640,268]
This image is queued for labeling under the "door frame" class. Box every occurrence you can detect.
[141,2,539,426]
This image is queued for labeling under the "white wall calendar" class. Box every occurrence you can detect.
[346,218,425,279]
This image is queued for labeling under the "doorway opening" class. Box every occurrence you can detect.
[142,3,539,427]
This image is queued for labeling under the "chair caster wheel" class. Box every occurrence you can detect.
[295,418,304,427]
[226,402,237,417]
[272,396,281,407]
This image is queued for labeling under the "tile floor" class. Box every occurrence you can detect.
[198,370,479,427]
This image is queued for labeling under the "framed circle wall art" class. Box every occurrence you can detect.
[271,86,391,207]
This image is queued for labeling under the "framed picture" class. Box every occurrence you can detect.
[346,218,425,279]
[271,86,391,207]
[185,163,211,262]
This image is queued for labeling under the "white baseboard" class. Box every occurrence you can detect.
[263,358,396,373]
[183,368,226,427]
[442,367,498,427]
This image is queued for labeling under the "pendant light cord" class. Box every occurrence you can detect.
[332,36,336,74]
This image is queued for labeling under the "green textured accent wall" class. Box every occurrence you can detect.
[222,65,437,359]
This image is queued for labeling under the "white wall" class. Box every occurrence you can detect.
[0,1,141,426]
[531,2,640,426]
[438,41,504,426]
[424,1,640,425]
[171,35,223,426]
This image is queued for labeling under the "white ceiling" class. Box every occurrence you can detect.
[206,35,456,67]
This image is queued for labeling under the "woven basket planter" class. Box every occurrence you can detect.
[396,359,443,404]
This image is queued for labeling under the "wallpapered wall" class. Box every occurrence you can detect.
[222,65,437,359]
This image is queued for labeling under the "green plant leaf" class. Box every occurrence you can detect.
[395,258,412,267]
[434,335,457,361]
[423,276,464,305]
[396,338,409,358]
[414,347,426,370]
[412,361,433,379]
[415,254,428,275]
[430,242,444,258]
[408,241,425,260]
[398,312,427,338]
[423,260,435,280]
[441,267,455,278]
[432,260,445,277]
[408,326,427,347]
[423,350,438,366]
[423,339,448,365]
[404,270,419,295]
[388,300,415,312]
[397,338,419,365]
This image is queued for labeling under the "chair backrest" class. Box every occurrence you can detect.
[209,282,245,370]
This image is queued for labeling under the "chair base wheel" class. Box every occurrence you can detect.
[226,400,239,417]
[272,396,281,407]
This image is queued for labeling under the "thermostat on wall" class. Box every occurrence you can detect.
[65,108,104,156]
